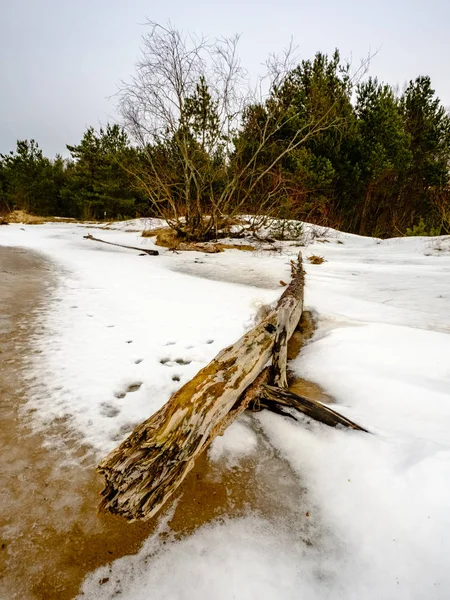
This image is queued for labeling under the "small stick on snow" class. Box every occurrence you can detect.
[83,234,159,256]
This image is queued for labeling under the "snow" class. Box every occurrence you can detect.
[2,221,450,599]
[208,419,259,466]
[0,223,280,454]
[78,514,337,600]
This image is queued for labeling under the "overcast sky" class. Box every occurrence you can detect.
[1,0,449,156]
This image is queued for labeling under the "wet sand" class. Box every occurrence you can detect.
[0,247,310,600]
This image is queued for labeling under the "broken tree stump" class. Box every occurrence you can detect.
[99,253,305,521]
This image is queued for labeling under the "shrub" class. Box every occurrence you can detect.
[269,219,304,241]
[405,218,441,237]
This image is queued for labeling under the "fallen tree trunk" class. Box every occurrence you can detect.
[99,253,304,521]
[83,234,159,256]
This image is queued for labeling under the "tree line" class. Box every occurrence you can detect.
[1,25,449,239]
[0,125,148,221]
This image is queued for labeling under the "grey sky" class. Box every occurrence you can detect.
[1,0,449,156]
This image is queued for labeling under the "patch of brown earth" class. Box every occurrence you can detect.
[0,249,157,599]
[287,310,335,404]
[287,310,315,360]
[0,247,306,600]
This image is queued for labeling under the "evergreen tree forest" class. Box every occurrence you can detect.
[1,47,449,239]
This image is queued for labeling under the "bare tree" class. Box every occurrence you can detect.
[119,23,355,241]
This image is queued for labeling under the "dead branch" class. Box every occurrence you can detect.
[83,234,159,256]
[254,385,368,432]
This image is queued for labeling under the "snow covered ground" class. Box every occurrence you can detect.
[1,220,450,599]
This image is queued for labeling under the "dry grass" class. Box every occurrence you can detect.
[5,210,46,224]
[4,211,79,225]
[216,243,255,252]
[141,228,159,238]
[308,255,326,265]
[44,216,79,223]
[142,227,255,253]
[142,227,180,247]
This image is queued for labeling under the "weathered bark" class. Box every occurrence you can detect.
[83,234,159,256]
[211,367,272,442]
[98,253,304,521]
[253,385,368,432]
[272,259,304,387]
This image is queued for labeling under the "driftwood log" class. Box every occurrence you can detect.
[99,251,366,522]
[99,253,304,520]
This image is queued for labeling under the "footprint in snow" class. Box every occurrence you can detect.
[110,422,139,441]
[114,382,143,398]
[160,357,192,367]
[175,358,191,365]
[100,403,121,418]
[126,382,142,393]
